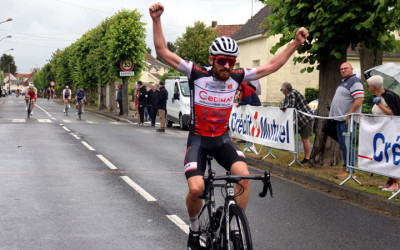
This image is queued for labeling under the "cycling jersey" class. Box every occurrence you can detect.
[63,89,71,98]
[26,87,37,98]
[76,91,85,100]
[177,59,257,137]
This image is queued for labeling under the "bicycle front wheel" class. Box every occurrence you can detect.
[226,204,253,250]
[198,205,213,249]
[27,99,32,119]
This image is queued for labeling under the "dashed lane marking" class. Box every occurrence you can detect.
[96,154,118,170]
[166,215,189,235]
[62,126,71,132]
[38,119,52,123]
[120,176,157,202]
[70,133,80,140]
[81,141,95,151]
[12,119,25,123]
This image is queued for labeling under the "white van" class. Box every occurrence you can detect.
[165,75,190,130]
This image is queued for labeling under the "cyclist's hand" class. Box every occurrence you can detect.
[149,2,164,19]
[295,27,309,45]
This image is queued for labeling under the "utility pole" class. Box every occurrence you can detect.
[8,64,10,93]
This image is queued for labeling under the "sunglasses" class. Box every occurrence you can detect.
[213,56,236,67]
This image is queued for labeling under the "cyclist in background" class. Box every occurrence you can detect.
[150,2,309,249]
[25,83,37,115]
[62,85,72,113]
[75,88,86,113]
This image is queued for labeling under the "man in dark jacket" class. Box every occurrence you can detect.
[116,84,123,116]
[137,81,148,125]
[156,81,168,132]
[147,83,158,126]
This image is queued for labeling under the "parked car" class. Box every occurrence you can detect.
[164,75,190,130]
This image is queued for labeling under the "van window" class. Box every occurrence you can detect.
[180,81,190,97]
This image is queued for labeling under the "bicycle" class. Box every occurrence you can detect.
[77,99,84,120]
[64,99,70,116]
[197,155,273,250]
[27,96,32,119]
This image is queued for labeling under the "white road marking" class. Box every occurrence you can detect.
[81,141,95,151]
[120,176,157,202]
[96,154,118,170]
[63,120,77,123]
[12,119,25,123]
[86,121,99,124]
[38,119,52,123]
[166,215,189,235]
[70,133,80,140]
[62,126,71,132]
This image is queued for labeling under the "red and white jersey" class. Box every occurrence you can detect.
[177,59,256,137]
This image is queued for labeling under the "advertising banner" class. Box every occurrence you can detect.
[229,106,295,151]
[358,115,400,178]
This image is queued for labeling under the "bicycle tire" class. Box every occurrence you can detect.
[65,102,69,116]
[225,204,253,250]
[78,102,82,120]
[27,98,32,119]
[198,205,213,249]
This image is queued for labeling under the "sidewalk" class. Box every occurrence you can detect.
[86,107,400,216]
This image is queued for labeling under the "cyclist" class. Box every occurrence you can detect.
[150,2,308,249]
[25,83,37,115]
[62,85,72,113]
[75,88,86,113]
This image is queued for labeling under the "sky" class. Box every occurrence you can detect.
[0,0,265,73]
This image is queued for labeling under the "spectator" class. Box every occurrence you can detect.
[116,83,123,116]
[156,81,168,132]
[134,86,140,123]
[236,82,261,107]
[144,86,151,122]
[249,79,261,95]
[330,62,364,179]
[148,83,158,126]
[279,82,313,164]
[367,75,400,191]
[137,81,147,126]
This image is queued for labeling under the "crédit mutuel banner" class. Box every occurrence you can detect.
[358,115,400,179]
[229,106,295,151]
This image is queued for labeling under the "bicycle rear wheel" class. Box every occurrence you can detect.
[225,204,253,250]
[27,98,32,119]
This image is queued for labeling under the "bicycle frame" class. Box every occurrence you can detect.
[198,156,272,249]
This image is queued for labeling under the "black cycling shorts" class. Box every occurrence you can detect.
[184,132,246,179]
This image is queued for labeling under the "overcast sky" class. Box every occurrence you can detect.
[0,0,265,73]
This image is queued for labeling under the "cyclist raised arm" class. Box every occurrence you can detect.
[62,85,72,113]
[150,2,308,249]
[25,83,37,115]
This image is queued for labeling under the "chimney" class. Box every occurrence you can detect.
[211,21,217,28]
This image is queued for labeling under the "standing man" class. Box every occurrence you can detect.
[367,75,400,191]
[137,81,147,126]
[150,2,308,249]
[330,62,364,179]
[279,82,313,164]
[156,81,168,132]
[116,83,123,116]
[148,83,158,126]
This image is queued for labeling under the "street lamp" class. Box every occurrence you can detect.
[0,18,12,25]
[0,35,12,42]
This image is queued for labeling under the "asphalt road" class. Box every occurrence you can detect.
[1,96,399,250]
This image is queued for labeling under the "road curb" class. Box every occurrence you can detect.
[247,157,400,215]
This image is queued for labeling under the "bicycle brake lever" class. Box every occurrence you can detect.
[258,171,273,198]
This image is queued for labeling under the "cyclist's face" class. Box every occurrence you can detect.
[209,55,235,81]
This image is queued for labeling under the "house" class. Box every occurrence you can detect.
[211,21,243,37]
[138,53,170,85]
[231,5,318,105]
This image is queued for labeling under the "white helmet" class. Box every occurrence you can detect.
[29,83,34,88]
[209,36,239,57]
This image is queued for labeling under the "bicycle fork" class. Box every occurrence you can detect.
[223,184,236,250]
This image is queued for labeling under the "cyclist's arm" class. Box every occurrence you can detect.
[149,3,181,69]
[255,27,308,79]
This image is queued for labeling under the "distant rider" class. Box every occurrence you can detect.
[62,85,72,113]
[25,83,37,115]
[75,88,86,113]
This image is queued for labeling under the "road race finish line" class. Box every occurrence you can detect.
[12,119,25,123]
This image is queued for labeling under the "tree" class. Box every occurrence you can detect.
[0,54,17,74]
[262,0,400,167]
[175,21,218,66]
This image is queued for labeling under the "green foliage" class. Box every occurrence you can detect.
[262,0,400,71]
[362,82,374,114]
[305,88,319,103]
[160,68,185,82]
[175,21,218,66]
[33,9,147,104]
[0,54,17,74]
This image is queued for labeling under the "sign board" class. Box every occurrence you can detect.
[120,59,134,71]
[120,71,135,77]
[50,81,55,86]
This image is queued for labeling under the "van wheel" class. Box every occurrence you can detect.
[179,114,188,130]
[167,119,173,127]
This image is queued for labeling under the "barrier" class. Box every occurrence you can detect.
[229,106,303,167]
